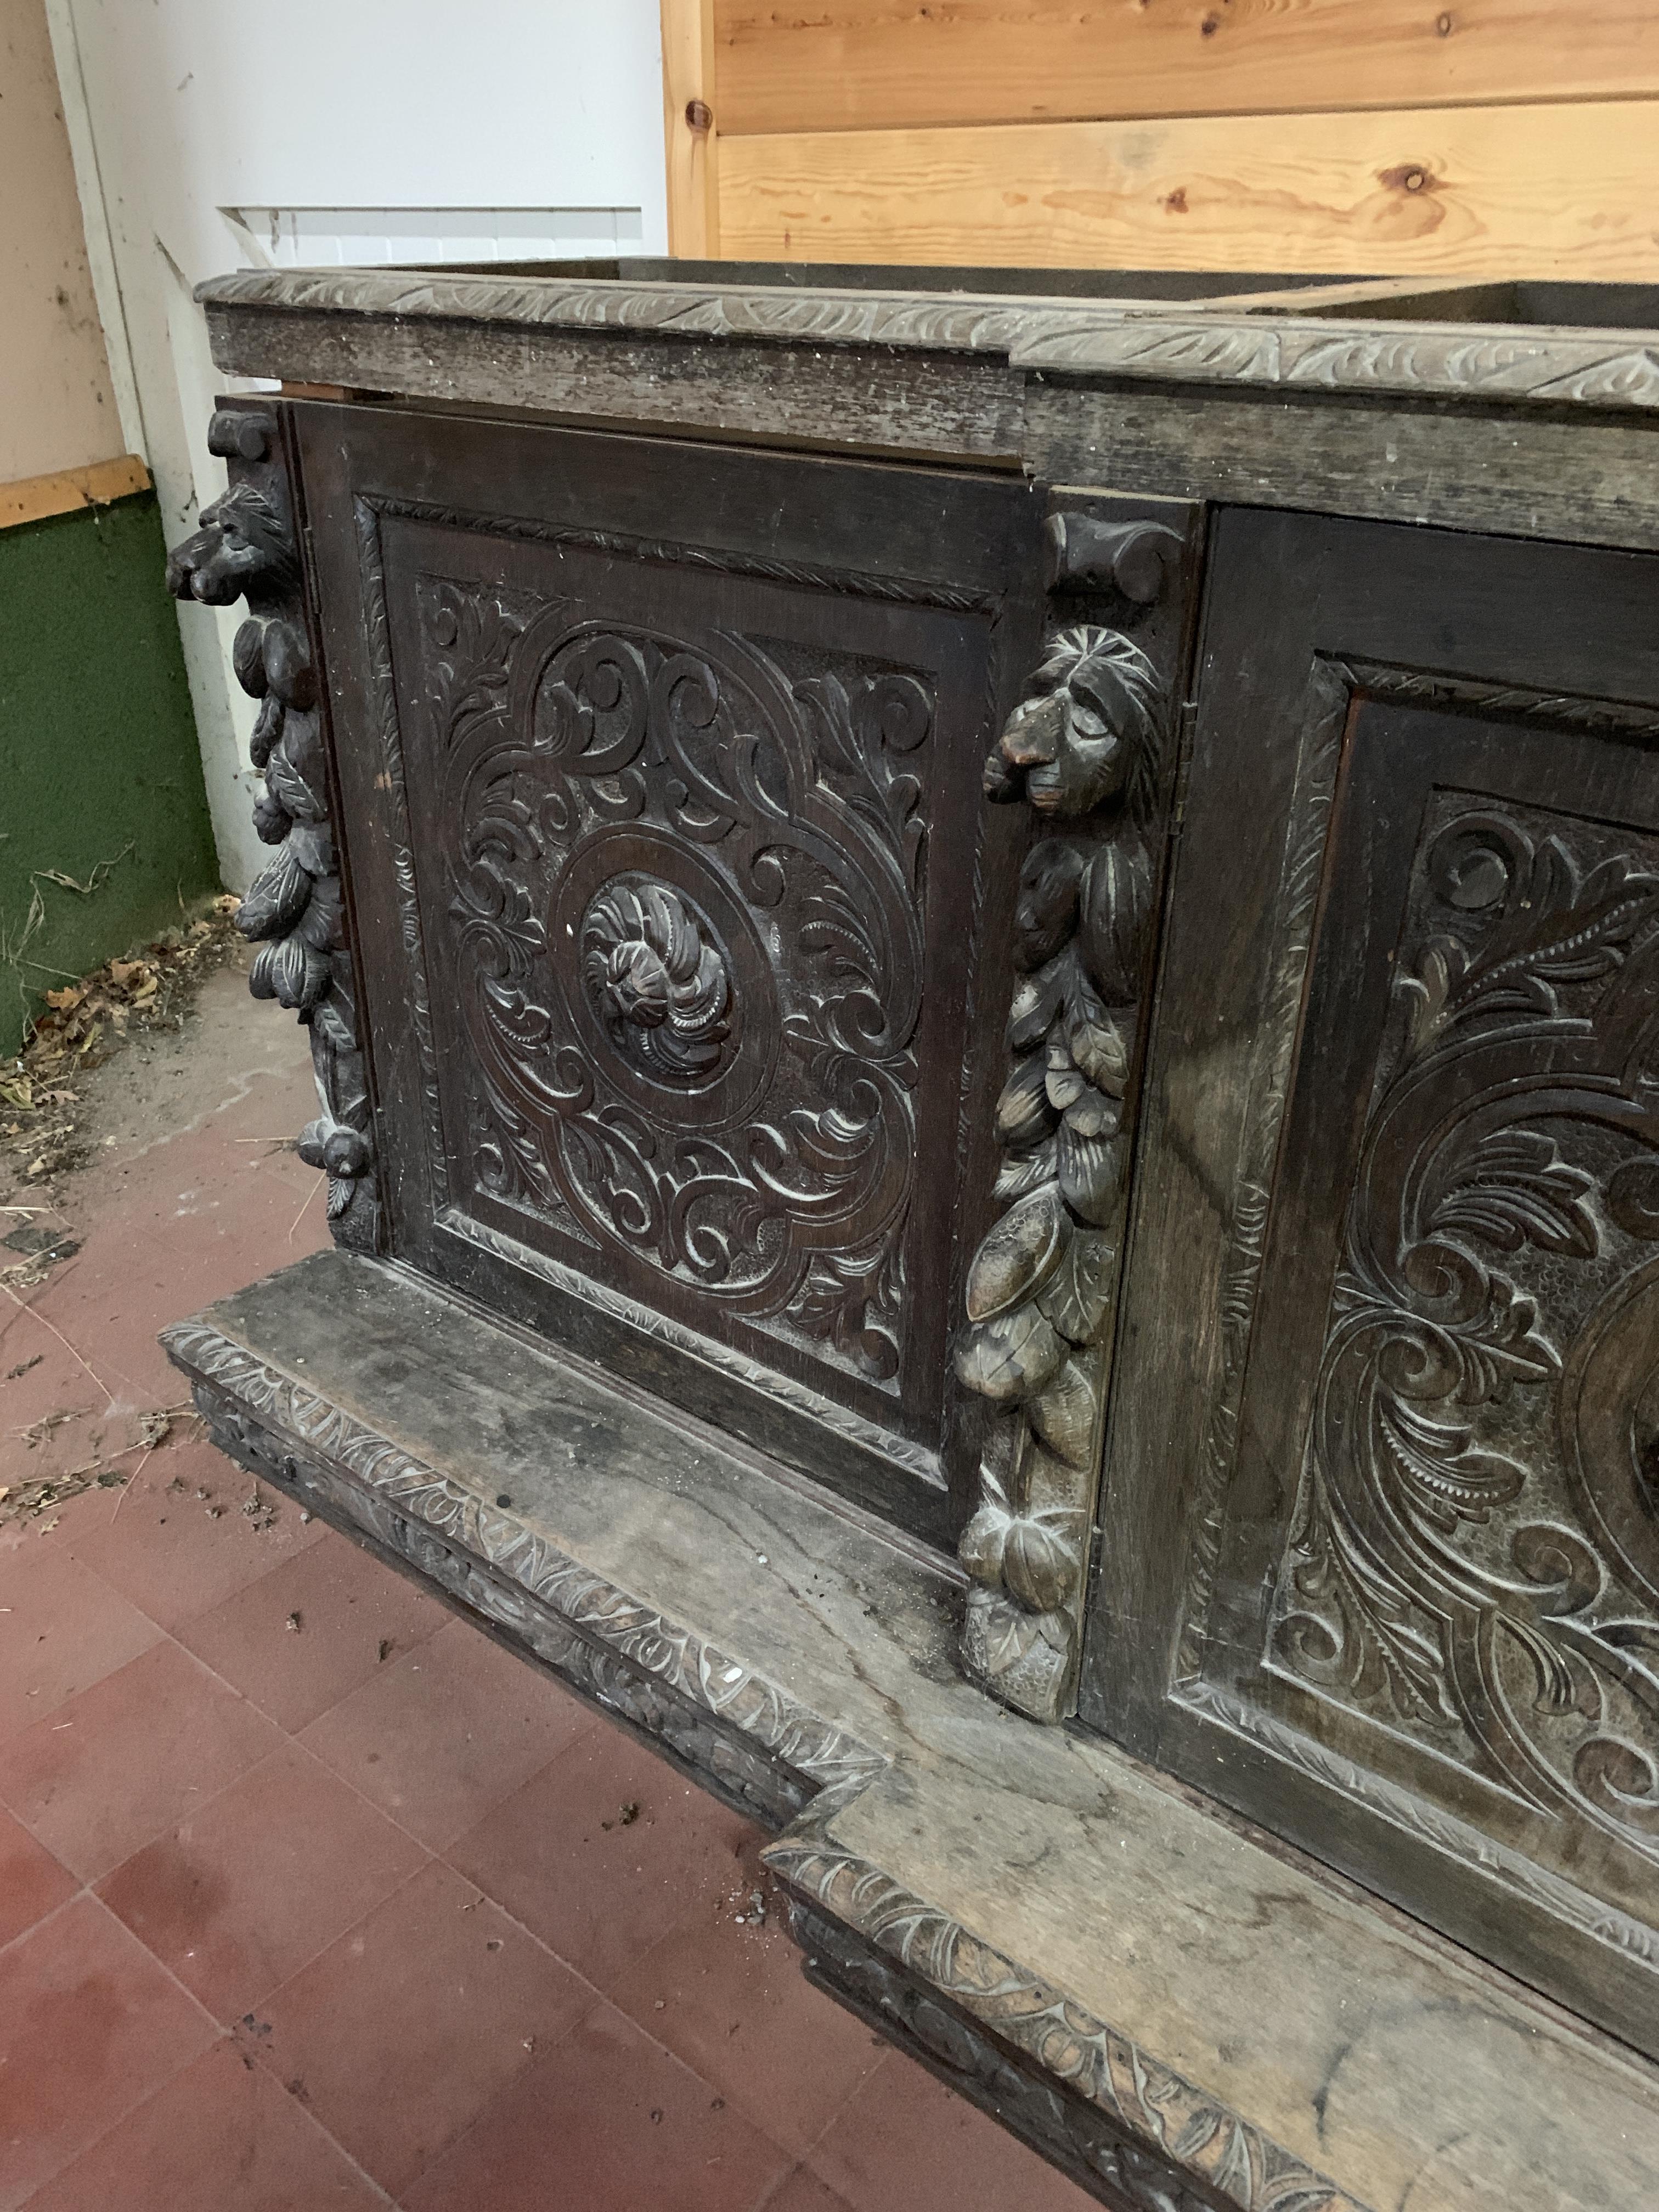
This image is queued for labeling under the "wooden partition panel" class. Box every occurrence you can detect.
[664,0,1659,278]
[713,1,1659,133]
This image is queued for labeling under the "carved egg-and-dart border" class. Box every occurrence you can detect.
[955,509,1187,1723]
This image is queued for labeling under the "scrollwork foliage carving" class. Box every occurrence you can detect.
[166,409,377,1248]
[772,1839,1358,2212]
[955,522,1180,1722]
[1272,799,1659,1852]
[426,583,929,1387]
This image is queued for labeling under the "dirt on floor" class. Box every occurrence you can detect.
[0,898,314,1533]
[2,896,245,1225]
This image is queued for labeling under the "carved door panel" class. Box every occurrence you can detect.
[292,403,1048,1544]
[1081,508,1659,2055]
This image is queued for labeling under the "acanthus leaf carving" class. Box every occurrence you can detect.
[1272,798,1659,1850]
[166,407,379,1250]
[956,510,1183,1722]
[428,585,929,1390]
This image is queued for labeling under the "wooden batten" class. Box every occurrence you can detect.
[711,0,1659,135]
[0,452,151,531]
[683,0,1659,279]
[716,99,1659,278]
[662,0,721,256]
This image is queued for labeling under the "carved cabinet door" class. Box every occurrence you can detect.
[290,403,1051,1545]
[1080,507,1659,2055]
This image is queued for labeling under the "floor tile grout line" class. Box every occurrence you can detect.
[230,2055,405,2211]
[744,2159,821,2212]
[9,1582,618,2022]
[12,2014,402,2212]
[0,1877,89,1965]
[273,1696,582,1870]
[182,1749,441,2025]
[80,1884,245,2035]
[370,1961,804,2210]
[242,1953,613,2204]
[290,1614,607,1813]
[0,1620,319,1891]
[232,1823,623,2208]
[2,1686,437,2208]
[2,1544,464,1909]
[224,1726,759,2080]
[7,1530,825,2198]
[5,1791,408,2205]
[7,1889,233,2210]
[4,1592,784,2194]
[60,1723,435,2028]
[790,2047,904,2182]
[279,1821,811,2198]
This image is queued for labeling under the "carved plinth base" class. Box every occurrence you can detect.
[159,1249,1659,2212]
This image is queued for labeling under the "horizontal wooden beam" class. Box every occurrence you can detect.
[712,0,1659,135]
[0,453,151,532]
[717,99,1659,278]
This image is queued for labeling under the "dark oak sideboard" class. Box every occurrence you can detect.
[162,262,1659,2212]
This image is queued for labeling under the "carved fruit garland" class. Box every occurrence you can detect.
[166,408,379,1248]
[957,619,1164,1721]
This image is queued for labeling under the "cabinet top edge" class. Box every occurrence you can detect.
[198,264,1659,419]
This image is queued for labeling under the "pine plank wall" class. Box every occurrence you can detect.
[659,1,1659,276]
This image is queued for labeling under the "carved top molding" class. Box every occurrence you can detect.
[198,267,1659,416]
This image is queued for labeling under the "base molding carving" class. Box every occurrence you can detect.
[161,1263,1364,2212]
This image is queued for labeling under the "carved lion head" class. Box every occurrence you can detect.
[984,625,1161,817]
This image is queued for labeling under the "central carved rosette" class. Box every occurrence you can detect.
[581,880,732,1083]
[430,598,927,1380]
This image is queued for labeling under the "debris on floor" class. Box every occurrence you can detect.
[730,1882,770,1929]
[1,1395,196,1531]
[1,896,242,1207]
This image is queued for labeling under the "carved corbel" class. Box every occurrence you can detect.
[955,506,1190,1722]
[167,407,380,1250]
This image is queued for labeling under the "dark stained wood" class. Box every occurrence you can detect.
[165,402,381,1251]
[163,263,1659,2174]
[950,488,1204,1719]
[1023,381,1659,558]
[1082,505,1659,2059]
[292,400,1048,1543]
[207,303,1031,467]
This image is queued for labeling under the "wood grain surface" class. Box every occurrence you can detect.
[712,0,1659,133]
[0,453,150,530]
[718,99,1659,276]
[662,0,721,255]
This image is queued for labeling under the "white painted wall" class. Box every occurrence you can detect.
[1,0,124,484]
[46,0,667,889]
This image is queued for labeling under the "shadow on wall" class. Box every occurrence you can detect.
[0,486,219,1059]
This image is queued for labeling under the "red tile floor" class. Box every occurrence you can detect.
[0,960,1092,2211]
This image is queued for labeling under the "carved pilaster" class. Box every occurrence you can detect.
[956,503,1191,1722]
[167,407,379,1250]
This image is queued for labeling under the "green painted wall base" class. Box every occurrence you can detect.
[1,488,219,1059]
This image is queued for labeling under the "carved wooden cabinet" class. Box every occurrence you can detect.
[298,410,1049,1547]
[165,264,1659,2210]
[1085,510,1659,2049]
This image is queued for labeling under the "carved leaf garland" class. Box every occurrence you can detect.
[166,408,379,1248]
[956,604,1172,1721]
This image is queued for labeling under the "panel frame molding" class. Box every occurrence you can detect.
[1080,506,1659,2057]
